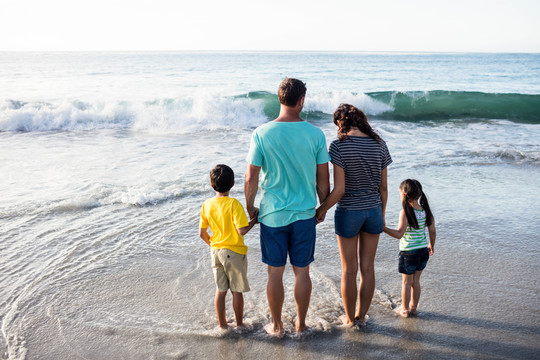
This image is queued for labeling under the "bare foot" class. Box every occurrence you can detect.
[339,314,355,327]
[398,307,410,318]
[264,323,284,338]
[234,324,249,334]
[409,307,418,316]
[295,319,310,333]
[354,314,369,326]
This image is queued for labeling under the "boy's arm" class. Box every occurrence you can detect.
[199,228,211,246]
[237,214,258,236]
[383,210,408,239]
[245,164,261,219]
[428,219,436,255]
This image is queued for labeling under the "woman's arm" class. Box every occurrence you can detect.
[383,209,408,239]
[316,164,345,222]
[379,167,388,223]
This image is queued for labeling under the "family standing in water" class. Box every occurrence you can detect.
[199,78,437,335]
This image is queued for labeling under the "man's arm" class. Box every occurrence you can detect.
[244,164,261,219]
[316,162,330,204]
[316,163,344,222]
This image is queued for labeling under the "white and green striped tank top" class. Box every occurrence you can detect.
[400,208,428,251]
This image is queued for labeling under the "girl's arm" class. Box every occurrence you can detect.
[379,167,388,224]
[316,163,345,223]
[383,209,408,239]
[199,228,211,246]
[427,218,436,255]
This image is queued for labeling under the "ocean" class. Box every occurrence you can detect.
[0,52,539,359]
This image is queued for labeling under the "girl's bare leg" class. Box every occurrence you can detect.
[409,270,423,315]
[356,232,380,321]
[401,274,414,317]
[337,235,360,326]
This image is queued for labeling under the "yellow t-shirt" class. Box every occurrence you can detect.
[199,196,249,255]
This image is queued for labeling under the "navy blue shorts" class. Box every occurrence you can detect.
[259,217,316,267]
[398,248,429,275]
[334,206,384,238]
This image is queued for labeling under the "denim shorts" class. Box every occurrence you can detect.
[334,206,384,238]
[260,217,316,267]
[398,248,429,275]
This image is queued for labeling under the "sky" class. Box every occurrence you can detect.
[2,0,539,52]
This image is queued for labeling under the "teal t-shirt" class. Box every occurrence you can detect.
[246,121,329,227]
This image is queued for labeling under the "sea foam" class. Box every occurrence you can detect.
[0,94,268,133]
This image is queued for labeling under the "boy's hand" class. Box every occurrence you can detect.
[428,244,434,256]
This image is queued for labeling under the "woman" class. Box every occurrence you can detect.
[316,104,392,326]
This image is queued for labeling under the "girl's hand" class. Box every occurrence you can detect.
[428,244,434,256]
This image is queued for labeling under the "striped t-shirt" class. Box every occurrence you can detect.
[400,208,429,251]
[329,136,392,210]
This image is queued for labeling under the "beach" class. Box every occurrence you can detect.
[0,52,539,359]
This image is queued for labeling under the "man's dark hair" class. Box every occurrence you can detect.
[278,78,306,107]
[210,164,234,193]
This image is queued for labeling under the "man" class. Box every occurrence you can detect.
[245,78,330,336]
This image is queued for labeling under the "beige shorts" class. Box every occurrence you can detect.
[211,248,250,293]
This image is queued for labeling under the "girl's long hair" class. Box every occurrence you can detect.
[400,179,434,229]
[333,103,382,143]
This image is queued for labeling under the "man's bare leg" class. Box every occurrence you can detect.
[292,265,312,332]
[265,265,285,337]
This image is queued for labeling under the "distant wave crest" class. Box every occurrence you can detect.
[1,90,539,132]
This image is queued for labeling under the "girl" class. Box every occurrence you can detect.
[383,179,436,317]
[316,104,392,326]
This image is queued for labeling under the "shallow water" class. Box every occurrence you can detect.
[1,52,539,359]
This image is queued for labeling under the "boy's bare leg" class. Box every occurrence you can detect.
[232,291,244,327]
[292,265,311,332]
[337,235,359,326]
[409,271,423,315]
[215,291,228,328]
[355,232,379,322]
[401,274,414,317]
[265,265,285,337]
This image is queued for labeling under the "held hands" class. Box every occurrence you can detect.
[249,207,259,223]
[315,207,326,224]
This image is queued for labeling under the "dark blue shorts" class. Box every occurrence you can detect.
[260,217,316,267]
[398,248,429,275]
[334,206,384,238]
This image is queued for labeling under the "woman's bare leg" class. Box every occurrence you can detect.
[337,235,360,325]
[355,232,379,321]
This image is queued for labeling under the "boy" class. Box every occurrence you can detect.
[199,164,257,329]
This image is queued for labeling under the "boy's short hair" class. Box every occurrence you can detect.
[210,164,235,193]
[278,78,306,107]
